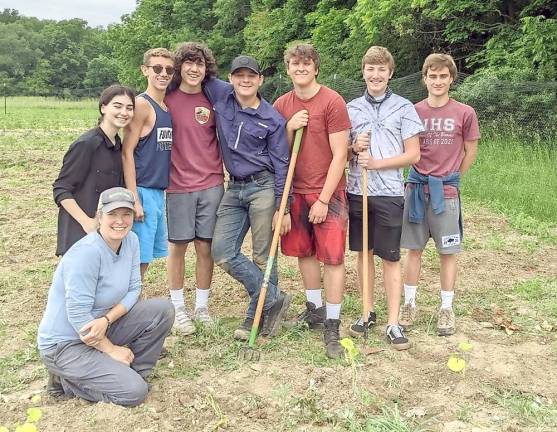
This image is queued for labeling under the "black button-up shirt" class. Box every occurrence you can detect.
[53,127,124,256]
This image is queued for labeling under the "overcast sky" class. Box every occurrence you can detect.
[1,0,137,27]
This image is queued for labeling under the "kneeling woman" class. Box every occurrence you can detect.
[37,187,174,407]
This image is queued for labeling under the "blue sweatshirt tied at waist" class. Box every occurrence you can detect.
[407,167,460,225]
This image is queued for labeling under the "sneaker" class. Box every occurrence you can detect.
[348,311,377,337]
[261,291,292,337]
[398,303,417,331]
[194,307,213,324]
[47,372,64,398]
[437,307,456,336]
[173,306,196,335]
[385,324,410,351]
[324,319,344,359]
[234,317,263,341]
[297,301,326,329]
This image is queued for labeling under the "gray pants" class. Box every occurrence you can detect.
[40,298,174,407]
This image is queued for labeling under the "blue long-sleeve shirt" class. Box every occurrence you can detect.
[203,78,290,208]
[37,231,141,351]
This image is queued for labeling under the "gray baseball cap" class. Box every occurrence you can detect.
[230,55,261,75]
[98,187,135,213]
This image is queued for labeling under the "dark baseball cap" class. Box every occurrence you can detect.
[98,187,135,213]
[230,55,261,75]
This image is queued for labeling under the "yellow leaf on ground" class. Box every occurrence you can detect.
[447,355,466,373]
[15,423,38,432]
[0,426,10,432]
[26,407,42,423]
[458,341,473,352]
[340,338,354,350]
[30,394,41,404]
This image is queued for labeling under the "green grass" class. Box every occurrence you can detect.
[491,390,557,428]
[462,136,557,242]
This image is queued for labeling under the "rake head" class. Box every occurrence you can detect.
[238,346,261,361]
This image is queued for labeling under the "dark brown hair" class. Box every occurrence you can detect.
[168,42,218,92]
[283,43,321,71]
[98,85,136,124]
[422,53,458,79]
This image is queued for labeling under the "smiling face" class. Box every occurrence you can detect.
[362,62,393,97]
[141,55,175,92]
[286,56,318,88]
[180,58,206,92]
[228,68,263,101]
[423,66,454,98]
[98,207,134,250]
[100,94,134,132]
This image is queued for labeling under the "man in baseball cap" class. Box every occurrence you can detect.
[230,55,261,75]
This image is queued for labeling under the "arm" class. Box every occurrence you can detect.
[308,129,350,224]
[285,110,309,147]
[53,135,98,233]
[459,139,478,174]
[268,121,292,235]
[122,98,151,221]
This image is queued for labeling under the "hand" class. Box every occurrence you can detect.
[357,152,380,170]
[308,200,328,224]
[287,110,309,131]
[106,344,135,366]
[134,200,144,222]
[79,317,109,346]
[81,217,98,234]
[272,211,291,236]
[353,132,370,153]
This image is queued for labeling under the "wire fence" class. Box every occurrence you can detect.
[3,72,557,140]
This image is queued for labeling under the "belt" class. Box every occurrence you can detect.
[228,170,270,184]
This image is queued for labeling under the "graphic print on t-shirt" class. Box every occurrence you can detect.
[156,127,172,151]
[421,118,456,146]
[195,107,211,124]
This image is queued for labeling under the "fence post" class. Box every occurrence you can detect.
[3,83,6,115]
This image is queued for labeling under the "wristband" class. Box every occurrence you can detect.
[317,198,329,205]
[102,315,111,329]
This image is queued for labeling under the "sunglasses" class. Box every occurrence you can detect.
[146,65,175,75]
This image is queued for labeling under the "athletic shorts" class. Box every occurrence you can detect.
[281,191,348,265]
[132,187,168,264]
[400,188,462,254]
[347,193,404,262]
[166,184,224,243]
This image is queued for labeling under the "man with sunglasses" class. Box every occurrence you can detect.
[123,48,175,279]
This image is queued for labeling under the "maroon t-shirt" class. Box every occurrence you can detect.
[165,90,224,193]
[414,98,480,197]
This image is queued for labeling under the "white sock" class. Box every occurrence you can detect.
[326,302,341,320]
[195,288,210,310]
[306,289,323,308]
[404,284,417,307]
[440,290,454,309]
[170,288,185,309]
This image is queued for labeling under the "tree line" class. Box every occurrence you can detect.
[1,1,556,133]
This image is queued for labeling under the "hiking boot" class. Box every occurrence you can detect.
[437,307,456,336]
[47,372,64,398]
[261,291,292,337]
[385,324,411,351]
[348,311,377,337]
[398,303,417,331]
[173,306,196,335]
[234,317,263,341]
[194,307,213,324]
[324,319,344,359]
[297,302,326,329]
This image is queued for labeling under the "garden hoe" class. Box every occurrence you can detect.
[361,162,371,341]
[239,127,304,362]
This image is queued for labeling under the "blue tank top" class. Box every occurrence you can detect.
[135,93,172,189]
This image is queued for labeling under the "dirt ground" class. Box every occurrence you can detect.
[1,124,556,431]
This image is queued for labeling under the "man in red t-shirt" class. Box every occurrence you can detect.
[400,53,480,336]
[274,44,351,359]
[164,43,225,335]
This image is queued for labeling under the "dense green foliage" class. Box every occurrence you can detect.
[2,2,556,128]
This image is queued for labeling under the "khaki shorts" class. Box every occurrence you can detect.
[400,189,462,254]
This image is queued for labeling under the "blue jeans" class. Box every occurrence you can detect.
[211,171,279,319]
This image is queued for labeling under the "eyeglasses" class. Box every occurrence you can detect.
[146,65,175,75]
